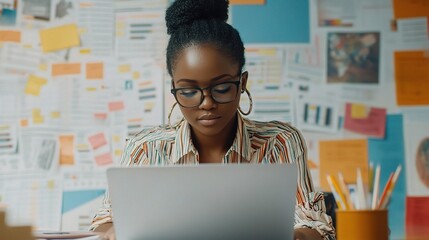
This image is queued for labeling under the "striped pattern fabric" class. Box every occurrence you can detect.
[90,114,336,239]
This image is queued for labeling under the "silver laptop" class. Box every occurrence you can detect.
[107,164,297,240]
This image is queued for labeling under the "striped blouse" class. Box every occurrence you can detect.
[91,114,336,240]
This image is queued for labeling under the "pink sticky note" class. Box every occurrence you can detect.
[344,103,387,138]
[108,101,125,112]
[94,153,113,166]
[88,133,107,150]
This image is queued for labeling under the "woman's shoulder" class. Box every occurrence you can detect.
[244,118,302,138]
[127,124,176,145]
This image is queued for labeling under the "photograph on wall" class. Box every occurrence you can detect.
[0,0,17,26]
[405,119,429,196]
[327,32,380,84]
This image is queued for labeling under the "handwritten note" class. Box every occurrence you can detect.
[59,135,75,165]
[0,30,21,43]
[86,62,104,80]
[94,153,113,166]
[393,0,429,18]
[24,75,48,96]
[394,51,429,106]
[88,133,107,150]
[52,63,81,77]
[344,103,387,138]
[319,139,369,191]
[40,24,80,52]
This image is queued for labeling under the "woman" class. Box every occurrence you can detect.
[91,0,335,239]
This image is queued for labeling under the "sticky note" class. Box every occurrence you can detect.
[351,103,368,119]
[52,63,81,77]
[0,30,21,43]
[108,101,125,112]
[118,64,131,73]
[319,139,369,191]
[32,109,44,124]
[95,153,113,166]
[88,133,107,150]
[25,75,48,96]
[51,111,61,119]
[59,135,75,165]
[86,62,104,80]
[20,119,28,127]
[40,24,80,52]
[344,103,387,138]
[395,51,429,106]
[393,0,429,18]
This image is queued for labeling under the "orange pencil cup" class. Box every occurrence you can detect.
[336,209,388,240]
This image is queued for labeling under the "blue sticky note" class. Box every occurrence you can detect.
[368,114,406,238]
[62,189,105,213]
[231,0,309,44]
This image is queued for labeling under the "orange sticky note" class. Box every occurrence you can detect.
[394,51,429,106]
[86,62,104,80]
[88,133,107,150]
[108,101,125,112]
[319,139,369,191]
[95,153,113,166]
[59,135,75,165]
[20,119,28,127]
[0,30,21,43]
[230,0,265,4]
[393,0,429,18]
[52,63,81,77]
[25,75,48,96]
[39,24,80,52]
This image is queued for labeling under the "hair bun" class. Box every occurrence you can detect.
[166,0,229,35]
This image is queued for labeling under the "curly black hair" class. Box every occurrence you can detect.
[165,0,245,76]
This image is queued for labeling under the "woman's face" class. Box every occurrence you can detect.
[171,44,247,137]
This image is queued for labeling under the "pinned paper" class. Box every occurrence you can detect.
[406,197,429,238]
[319,139,369,191]
[94,153,113,166]
[108,101,125,112]
[395,51,429,106]
[0,30,21,43]
[25,75,48,96]
[59,135,75,165]
[88,133,107,150]
[40,24,80,52]
[351,103,368,119]
[32,109,44,124]
[344,103,387,138]
[86,62,104,80]
[52,63,81,77]
[393,0,429,18]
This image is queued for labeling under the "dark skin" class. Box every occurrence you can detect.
[96,44,323,240]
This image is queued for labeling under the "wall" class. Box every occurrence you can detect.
[0,0,428,238]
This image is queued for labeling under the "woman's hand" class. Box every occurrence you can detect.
[294,228,323,240]
[100,226,116,240]
[94,223,115,240]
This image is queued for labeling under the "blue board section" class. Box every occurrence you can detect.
[62,189,106,213]
[231,0,309,44]
[368,114,406,238]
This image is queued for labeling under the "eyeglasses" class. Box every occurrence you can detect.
[171,73,242,108]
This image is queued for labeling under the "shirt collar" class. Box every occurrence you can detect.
[171,114,253,164]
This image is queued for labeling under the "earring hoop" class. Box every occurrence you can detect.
[238,88,253,116]
[167,102,184,128]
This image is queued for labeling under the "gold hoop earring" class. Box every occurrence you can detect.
[238,88,253,116]
[167,102,184,128]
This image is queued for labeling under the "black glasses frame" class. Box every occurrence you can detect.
[171,74,242,108]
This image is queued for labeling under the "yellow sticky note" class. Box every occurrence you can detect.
[133,71,140,79]
[47,180,56,189]
[40,24,80,52]
[32,109,44,124]
[51,111,61,119]
[39,64,48,71]
[118,64,131,73]
[25,75,48,96]
[114,149,122,157]
[351,104,368,119]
